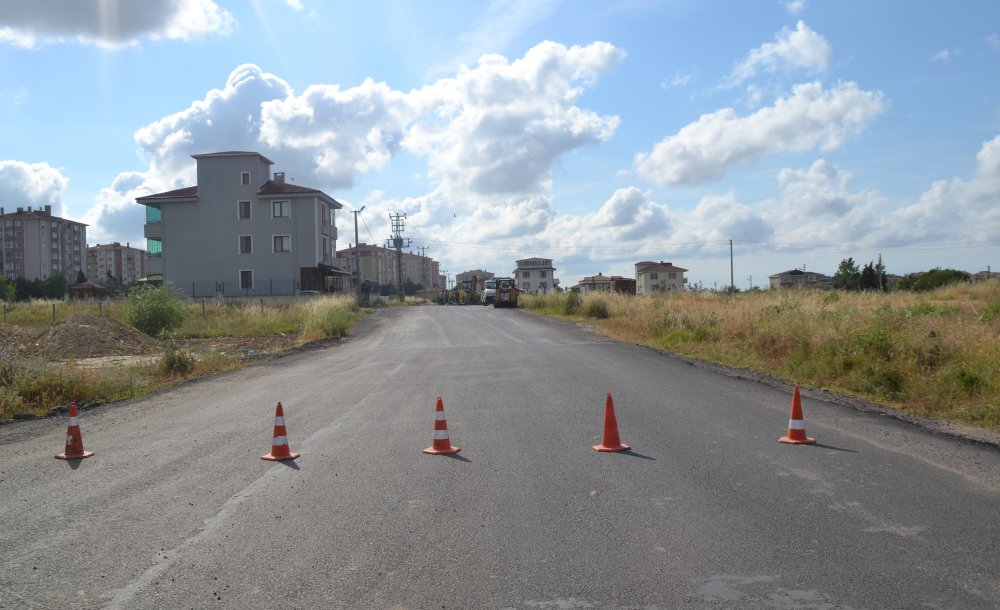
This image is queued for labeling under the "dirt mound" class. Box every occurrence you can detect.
[30,314,161,360]
[0,324,37,361]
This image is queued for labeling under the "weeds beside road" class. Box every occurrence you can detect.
[521,281,1000,431]
[0,295,365,421]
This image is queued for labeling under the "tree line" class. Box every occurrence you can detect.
[833,257,972,291]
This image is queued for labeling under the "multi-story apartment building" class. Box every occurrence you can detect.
[137,151,346,297]
[513,257,556,294]
[335,243,441,290]
[635,261,688,294]
[87,242,146,287]
[0,205,87,282]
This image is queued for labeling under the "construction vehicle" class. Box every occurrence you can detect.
[481,279,497,305]
[493,277,518,308]
[460,276,481,305]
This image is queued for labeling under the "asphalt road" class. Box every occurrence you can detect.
[1,305,998,609]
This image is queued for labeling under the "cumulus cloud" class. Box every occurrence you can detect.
[634,81,885,186]
[406,41,623,198]
[725,21,831,87]
[0,160,69,211]
[0,0,234,49]
[259,79,409,188]
[82,41,623,246]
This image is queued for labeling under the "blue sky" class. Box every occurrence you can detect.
[1,0,998,289]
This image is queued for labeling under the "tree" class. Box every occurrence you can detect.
[123,282,189,337]
[0,277,14,302]
[40,272,68,299]
[833,257,861,291]
[14,277,42,301]
[76,270,87,284]
[896,268,970,291]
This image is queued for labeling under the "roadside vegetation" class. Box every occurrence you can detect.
[521,280,1000,430]
[0,288,365,421]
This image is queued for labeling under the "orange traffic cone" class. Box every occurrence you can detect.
[55,402,94,460]
[262,402,301,461]
[593,393,631,452]
[779,386,815,445]
[423,397,460,455]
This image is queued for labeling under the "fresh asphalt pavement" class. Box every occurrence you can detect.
[1,305,998,609]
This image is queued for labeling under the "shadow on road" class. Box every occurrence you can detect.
[622,450,656,460]
[444,453,472,463]
[813,442,857,453]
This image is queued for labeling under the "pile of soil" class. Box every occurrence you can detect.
[0,324,38,361]
[30,314,161,360]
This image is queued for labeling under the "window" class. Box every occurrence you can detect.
[239,235,252,254]
[540,271,547,278]
[668,272,676,279]
[650,273,658,280]
[272,201,290,218]
[241,172,251,185]
[322,237,328,260]
[238,200,252,220]
[240,269,253,289]
[523,271,531,278]
[273,235,291,253]
[524,282,530,291]
[145,207,161,223]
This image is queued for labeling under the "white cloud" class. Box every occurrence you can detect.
[284,0,305,12]
[0,160,69,211]
[661,70,693,89]
[634,81,885,186]
[0,0,234,49]
[785,0,806,15]
[405,41,623,198]
[930,49,957,62]
[987,34,1000,50]
[725,21,831,87]
[82,41,623,245]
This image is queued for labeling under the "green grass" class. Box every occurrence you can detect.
[522,281,1000,430]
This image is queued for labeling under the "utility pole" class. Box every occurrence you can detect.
[729,239,735,294]
[747,275,752,291]
[352,206,365,302]
[387,212,410,302]
[418,245,430,290]
[877,253,884,291]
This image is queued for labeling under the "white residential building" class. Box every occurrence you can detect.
[513,257,556,293]
[635,261,688,294]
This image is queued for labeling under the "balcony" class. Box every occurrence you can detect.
[144,223,162,239]
[145,257,163,274]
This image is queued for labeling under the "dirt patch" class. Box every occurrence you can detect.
[176,334,301,360]
[28,314,161,360]
[0,324,42,361]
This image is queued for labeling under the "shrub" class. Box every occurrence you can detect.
[563,292,582,315]
[161,342,196,376]
[582,297,609,319]
[124,283,189,337]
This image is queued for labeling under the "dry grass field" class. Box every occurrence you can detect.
[522,280,1000,430]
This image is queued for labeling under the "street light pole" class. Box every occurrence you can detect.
[352,206,365,302]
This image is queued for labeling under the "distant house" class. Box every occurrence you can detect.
[576,273,632,295]
[635,261,687,294]
[768,269,831,289]
[137,151,347,297]
[87,242,146,287]
[514,257,556,294]
[68,282,108,300]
